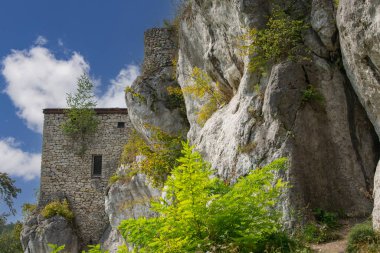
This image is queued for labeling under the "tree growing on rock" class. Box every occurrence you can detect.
[61,74,99,156]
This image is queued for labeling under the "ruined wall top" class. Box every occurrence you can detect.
[142,28,177,75]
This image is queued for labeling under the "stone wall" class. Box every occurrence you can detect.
[142,28,177,75]
[39,108,131,246]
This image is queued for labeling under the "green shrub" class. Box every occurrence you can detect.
[119,143,301,252]
[183,67,228,126]
[313,208,338,228]
[242,8,308,73]
[0,222,23,253]
[82,244,109,253]
[41,199,74,221]
[347,221,380,253]
[300,208,339,243]
[61,74,99,156]
[48,244,65,253]
[120,127,183,187]
[302,85,324,103]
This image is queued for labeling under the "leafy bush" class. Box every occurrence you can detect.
[300,208,339,243]
[313,208,338,228]
[61,74,99,156]
[119,142,296,252]
[41,199,74,221]
[82,244,109,253]
[183,67,228,126]
[347,221,380,253]
[302,85,324,104]
[0,222,23,253]
[242,8,308,73]
[48,244,66,253]
[120,127,183,187]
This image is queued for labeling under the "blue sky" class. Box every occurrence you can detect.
[0,0,174,222]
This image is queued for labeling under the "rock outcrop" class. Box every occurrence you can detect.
[337,0,380,137]
[102,171,160,252]
[21,215,79,253]
[175,0,379,221]
[125,28,189,142]
[337,0,380,231]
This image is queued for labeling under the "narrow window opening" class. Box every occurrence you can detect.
[92,155,102,177]
[117,122,125,128]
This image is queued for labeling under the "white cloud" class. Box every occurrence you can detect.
[2,46,89,133]
[34,36,48,46]
[2,38,140,134]
[0,138,41,180]
[97,65,139,107]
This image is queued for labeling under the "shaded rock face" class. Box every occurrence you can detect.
[176,0,379,221]
[102,171,160,252]
[21,215,79,253]
[125,28,189,142]
[337,0,380,137]
[373,161,380,231]
[337,0,380,231]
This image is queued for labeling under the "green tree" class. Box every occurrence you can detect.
[0,222,23,253]
[119,143,290,252]
[0,172,21,216]
[61,74,99,156]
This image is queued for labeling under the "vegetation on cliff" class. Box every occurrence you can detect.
[119,143,306,252]
[61,74,99,156]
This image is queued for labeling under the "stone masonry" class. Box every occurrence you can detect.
[142,28,177,75]
[39,108,131,246]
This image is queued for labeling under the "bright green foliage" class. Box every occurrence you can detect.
[183,67,228,126]
[82,244,109,253]
[302,85,324,103]
[61,74,99,156]
[119,143,291,252]
[242,8,308,73]
[347,221,380,253]
[48,244,66,253]
[206,158,289,251]
[41,199,74,221]
[116,244,130,253]
[0,172,21,216]
[120,127,183,187]
[0,222,23,253]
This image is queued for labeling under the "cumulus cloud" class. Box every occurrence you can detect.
[2,46,89,133]
[2,39,139,134]
[0,138,41,180]
[97,65,139,107]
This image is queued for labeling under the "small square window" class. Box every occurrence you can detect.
[117,122,125,128]
[92,155,102,177]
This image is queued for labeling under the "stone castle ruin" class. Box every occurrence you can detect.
[29,28,180,251]
[39,108,131,245]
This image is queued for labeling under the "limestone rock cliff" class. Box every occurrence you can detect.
[336,0,380,230]
[102,170,160,252]
[21,215,79,253]
[175,0,379,221]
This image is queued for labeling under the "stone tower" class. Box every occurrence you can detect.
[39,108,131,245]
